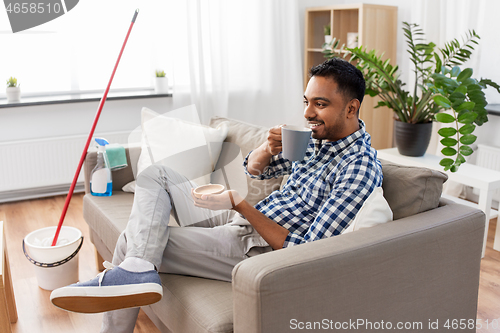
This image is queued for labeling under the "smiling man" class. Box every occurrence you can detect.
[243,57,382,247]
[50,58,383,333]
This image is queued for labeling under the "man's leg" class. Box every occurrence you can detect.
[125,164,233,269]
[50,164,232,314]
[100,215,271,333]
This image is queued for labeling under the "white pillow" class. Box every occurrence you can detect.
[122,107,228,192]
[342,187,393,234]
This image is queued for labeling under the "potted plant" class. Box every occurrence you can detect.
[324,24,331,44]
[154,70,168,94]
[322,22,500,172]
[6,76,21,102]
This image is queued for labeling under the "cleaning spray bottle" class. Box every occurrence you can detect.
[90,138,112,196]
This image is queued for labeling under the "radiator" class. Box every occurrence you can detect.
[473,144,500,202]
[0,132,131,203]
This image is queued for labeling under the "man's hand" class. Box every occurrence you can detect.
[247,124,284,176]
[265,124,284,156]
[191,189,243,211]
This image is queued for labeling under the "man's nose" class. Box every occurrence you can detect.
[304,103,315,119]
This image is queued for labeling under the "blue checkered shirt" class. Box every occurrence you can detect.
[243,120,383,248]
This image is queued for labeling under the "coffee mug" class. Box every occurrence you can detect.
[281,125,312,161]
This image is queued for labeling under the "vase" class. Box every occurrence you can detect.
[6,87,21,102]
[154,77,169,94]
[324,35,332,44]
[394,120,433,157]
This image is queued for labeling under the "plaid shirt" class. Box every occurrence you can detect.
[243,120,383,248]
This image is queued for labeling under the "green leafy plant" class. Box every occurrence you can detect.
[6,76,18,87]
[324,23,330,36]
[322,22,500,172]
[155,70,166,77]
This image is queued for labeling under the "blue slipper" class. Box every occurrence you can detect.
[50,262,162,313]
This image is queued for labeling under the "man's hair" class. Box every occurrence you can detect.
[309,58,365,107]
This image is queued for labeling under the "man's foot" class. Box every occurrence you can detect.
[50,262,162,313]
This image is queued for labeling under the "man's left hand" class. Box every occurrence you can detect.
[191,189,243,211]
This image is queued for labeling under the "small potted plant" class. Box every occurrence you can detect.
[324,24,331,44]
[6,76,20,102]
[155,70,168,94]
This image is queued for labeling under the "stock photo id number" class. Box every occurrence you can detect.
[3,0,79,33]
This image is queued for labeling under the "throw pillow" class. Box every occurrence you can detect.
[123,107,229,192]
[342,187,393,234]
[380,159,448,220]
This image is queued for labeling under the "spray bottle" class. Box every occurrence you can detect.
[90,138,112,196]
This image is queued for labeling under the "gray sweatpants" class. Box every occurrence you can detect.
[101,164,271,333]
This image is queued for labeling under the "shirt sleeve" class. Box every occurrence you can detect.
[243,150,293,180]
[282,155,382,248]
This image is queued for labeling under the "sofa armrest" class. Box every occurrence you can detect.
[83,145,141,194]
[232,203,484,333]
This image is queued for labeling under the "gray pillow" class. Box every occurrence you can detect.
[209,116,283,206]
[380,159,448,220]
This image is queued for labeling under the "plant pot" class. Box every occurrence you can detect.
[394,120,433,157]
[324,35,332,44]
[154,77,169,94]
[6,87,21,102]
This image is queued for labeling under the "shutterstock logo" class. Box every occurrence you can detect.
[3,0,79,33]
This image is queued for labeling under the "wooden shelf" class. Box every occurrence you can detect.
[303,3,398,150]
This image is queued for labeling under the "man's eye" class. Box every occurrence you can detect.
[303,100,308,105]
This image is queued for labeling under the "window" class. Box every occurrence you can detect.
[0,0,173,96]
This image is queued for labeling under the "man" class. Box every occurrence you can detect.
[50,58,383,332]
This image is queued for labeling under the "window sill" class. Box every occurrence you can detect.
[0,89,172,108]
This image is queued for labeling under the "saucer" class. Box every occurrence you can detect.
[193,184,225,198]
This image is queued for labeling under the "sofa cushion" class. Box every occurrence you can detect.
[342,187,393,233]
[137,107,229,185]
[209,116,284,206]
[150,274,233,333]
[83,192,134,253]
[380,159,448,220]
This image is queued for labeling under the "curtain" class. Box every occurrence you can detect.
[406,0,490,156]
[171,0,304,128]
[409,0,499,197]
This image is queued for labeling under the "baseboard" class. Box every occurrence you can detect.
[0,183,85,203]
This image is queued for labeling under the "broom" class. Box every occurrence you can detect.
[51,9,139,246]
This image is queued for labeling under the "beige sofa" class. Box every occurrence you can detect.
[83,117,485,333]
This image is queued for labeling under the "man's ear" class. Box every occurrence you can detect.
[346,99,360,118]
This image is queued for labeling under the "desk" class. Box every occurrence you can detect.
[378,148,500,257]
[0,221,17,332]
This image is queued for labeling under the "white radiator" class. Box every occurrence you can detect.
[473,144,500,202]
[0,132,131,203]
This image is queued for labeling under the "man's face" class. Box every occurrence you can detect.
[303,76,351,142]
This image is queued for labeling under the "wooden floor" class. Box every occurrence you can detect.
[0,194,159,333]
[1,193,500,332]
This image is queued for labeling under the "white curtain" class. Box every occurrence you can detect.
[408,0,500,197]
[404,0,495,156]
[170,0,304,127]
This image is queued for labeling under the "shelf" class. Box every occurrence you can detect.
[303,3,398,150]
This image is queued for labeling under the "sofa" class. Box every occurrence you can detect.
[83,116,485,333]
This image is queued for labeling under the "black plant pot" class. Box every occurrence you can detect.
[394,120,433,157]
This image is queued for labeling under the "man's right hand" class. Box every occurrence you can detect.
[265,124,284,156]
[246,124,284,176]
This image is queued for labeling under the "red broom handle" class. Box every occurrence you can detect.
[52,9,139,246]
